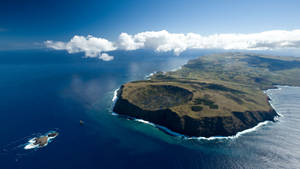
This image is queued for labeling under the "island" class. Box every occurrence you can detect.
[24,131,59,149]
[113,53,300,137]
[33,131,59,147]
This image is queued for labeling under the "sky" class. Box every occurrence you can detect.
[1,0,300,57]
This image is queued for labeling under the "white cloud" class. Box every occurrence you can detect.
[45,35,116,61]
[99,53,114,61]
[118,30,300,54]
[45,29,300,60]
[118,32,144,50]
[118,30,188,55]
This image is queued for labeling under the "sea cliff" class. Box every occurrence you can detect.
[113,53,300,137]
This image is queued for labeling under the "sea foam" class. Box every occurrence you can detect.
[112,88,119,102]
[145,72,156,80]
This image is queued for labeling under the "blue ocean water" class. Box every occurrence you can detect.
[0,50,300,169]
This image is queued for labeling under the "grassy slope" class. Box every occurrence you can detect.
[122,53,300,120]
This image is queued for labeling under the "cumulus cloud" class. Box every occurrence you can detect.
[118,30,188,55]
[45,29,300,60]
[45,35,116,61]
[118,30,300,54]
[99,53,114,61]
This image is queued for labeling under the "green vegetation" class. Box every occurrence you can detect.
[113,53,300,137]
[165,52,300,90]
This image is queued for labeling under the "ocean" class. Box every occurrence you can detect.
[0,50,300,169]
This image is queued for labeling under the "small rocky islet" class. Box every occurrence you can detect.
[113,53,300,137]
[24,131,59,149]
[33,132,59,147]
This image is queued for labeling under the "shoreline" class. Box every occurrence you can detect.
[111,85,286,140]
[112,111,273,141]
[112,88,119,102]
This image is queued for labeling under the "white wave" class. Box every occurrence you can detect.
[112,88,119,102]
[48,135,57,140]
[193,121,270,140]
[156,125,185,137]
[24,142,39,150]
[28,138,36,143]
[24,138,39,149]
[111,112,118,116]
[135,119,156,127]
[24,137,44,150]
[133,117,186,137]
[145,71,156,80]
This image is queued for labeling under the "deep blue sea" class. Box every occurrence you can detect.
[1,50,300,169]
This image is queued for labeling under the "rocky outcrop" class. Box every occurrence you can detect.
[113,86,184,132]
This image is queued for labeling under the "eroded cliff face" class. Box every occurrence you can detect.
[181,110,277,137]
[113,85,184,133]
[113,84,278,137]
